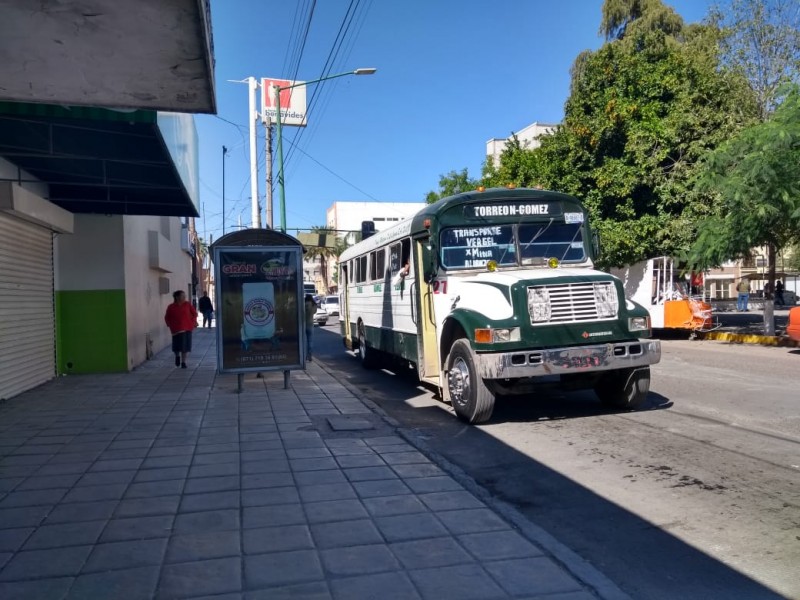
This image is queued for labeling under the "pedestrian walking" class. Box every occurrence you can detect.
[304,294,317,362]
[736,278,750,311]
[775,280,785,306]
[198,291,214,327]
[165,290,197,368]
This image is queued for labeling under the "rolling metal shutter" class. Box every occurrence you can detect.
[0,213,55,400]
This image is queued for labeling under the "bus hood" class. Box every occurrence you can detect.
[459,267,613,286]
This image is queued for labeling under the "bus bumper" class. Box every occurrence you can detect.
[474,339,661,379]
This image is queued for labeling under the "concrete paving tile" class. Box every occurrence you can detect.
[23,520,106,550]
[281,438,326,450]
[242,486,300,507]
[99,447,150,460]
[0,488,67,508]
[82,538,167,572]
[380,451,430,465]
[310,518,383,549]
[404,476,464,494]
[319,543,399,577]
[363,494,427,517]
[290,457,339,472]
[76,470,137,487]
[246,580,330,600]
[304,498,369,524]
[344,466,398,482]
[241,449,289,463]
[240,440,283,451]
[296,482,356,503]
[174,508,241,534]
[335,454,386,468]
[243,524,314,555]
[374,513,449,542]
[243,503,306,528]
[66,565,160,600]
[35,462,92,476]
[365,436,406,447]
[390,536,474,569]
[1,454,52,467]
[108,439,154,450]
[142,455,193,469]
[184,475,240,494]
[115,495,181,518]
[46,500,118,524]
[189,462,240,478]
[165,530,241,563]
[89,458,143,472]
[408,564,505,600]
[458,530,544,561]
[0,544,93,580]
[126,479,186,499]
[327,446,375,457]
[63,483,128,503]
[293,470,347,486]
[352,479,412,499]
[0,478,23,493]
[0,527,34,552]
[286,447,332,459]
[158,557,242,599]
[15,473,81,491]
[134,466,189,482]
[192,451,239,465]
[180,490,240,513]
[244,549,323,589]
[241,460,291,475]
[0,577,74,600]
[391,463,445,478]
[484,557,584,596]
[241,472,295,489]
[148,445,195,458]
[419,491,485,512]
[329,571,420,600]
[196,443,240,454]
[436,509,510,535]
[100,515,174,542]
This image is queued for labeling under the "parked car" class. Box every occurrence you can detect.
[321,295,340,317]
[313,305,328,326]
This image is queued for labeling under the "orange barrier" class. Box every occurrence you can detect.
[663,298,714,332]
[787,307,800,342]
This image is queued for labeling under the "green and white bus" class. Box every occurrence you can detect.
[338,187,661,423]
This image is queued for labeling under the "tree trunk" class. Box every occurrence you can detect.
[764,242,776,336]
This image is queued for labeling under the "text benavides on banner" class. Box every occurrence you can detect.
[261,78,307,127]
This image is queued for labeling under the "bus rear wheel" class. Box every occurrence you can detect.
[446,339,495,423]
[357,321,380,369]
[594,367,650,409]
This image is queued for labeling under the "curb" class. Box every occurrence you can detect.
[314,356,632,600]
[698,331,800,347]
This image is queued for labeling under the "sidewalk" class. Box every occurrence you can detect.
[0,329,614,600]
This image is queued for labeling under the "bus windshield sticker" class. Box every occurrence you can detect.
[466,202,562,218]
[440,225,516,269]
[564,212,584,224]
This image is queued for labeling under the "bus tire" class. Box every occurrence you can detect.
[357,321,380,369]
[446,339,495,423]
[594,367,650,409]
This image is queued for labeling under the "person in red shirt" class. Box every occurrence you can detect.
[164,290,198,368]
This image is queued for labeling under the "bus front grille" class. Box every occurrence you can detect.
[528,282,612,324]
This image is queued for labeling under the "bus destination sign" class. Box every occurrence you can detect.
[466,202,563,218]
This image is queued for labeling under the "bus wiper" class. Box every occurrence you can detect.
[559,225,583,262]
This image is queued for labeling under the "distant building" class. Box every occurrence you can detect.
[326,201,426,245]
[486,121,558,165]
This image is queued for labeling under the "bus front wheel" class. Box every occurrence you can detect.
[446,339,495,424]
[594,367,650,409]
[357,321,380,369]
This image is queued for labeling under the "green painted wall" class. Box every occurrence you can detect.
[55,290,128,373]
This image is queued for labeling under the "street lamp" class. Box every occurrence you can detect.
[274,68,377,233]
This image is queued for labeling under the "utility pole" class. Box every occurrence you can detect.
[248,76,261,228]
[265,119,273,228]
[222,146,228,235]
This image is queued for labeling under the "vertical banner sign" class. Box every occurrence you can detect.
[261,78,308,127]
[214,246,304,372]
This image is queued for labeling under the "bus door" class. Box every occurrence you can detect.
[340,262,353,348]
[413,237,439,383]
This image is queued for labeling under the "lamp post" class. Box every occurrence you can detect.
[273,68,376,233]
[222,145,228,235]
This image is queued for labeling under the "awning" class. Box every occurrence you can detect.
[0,102,199,217]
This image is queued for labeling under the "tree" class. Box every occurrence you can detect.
[304,226,338,294]
[690,88,800,334]
[425,168,478,204]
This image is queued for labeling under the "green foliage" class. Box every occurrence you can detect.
[690,88,800,269]
[425,168,478,204]
[600,0,683,41]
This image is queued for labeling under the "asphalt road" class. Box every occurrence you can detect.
[312,322,800,600]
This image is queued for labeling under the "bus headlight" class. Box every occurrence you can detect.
[629,316,650,332]
[474,328,521,343]
[594,283,619,318]
[528,287,551,322]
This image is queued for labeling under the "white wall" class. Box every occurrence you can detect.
[54,215,124,291]
[326,201,425,244]
[123,215,191,368]
[0,157,48,199]
[486,121,557,165]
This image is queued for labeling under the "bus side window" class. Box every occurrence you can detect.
[401,239,412,277]
[389,243,401,275]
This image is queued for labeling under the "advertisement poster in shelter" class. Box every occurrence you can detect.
[214,246,303,372]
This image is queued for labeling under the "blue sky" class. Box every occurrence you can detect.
[196,0,713,242]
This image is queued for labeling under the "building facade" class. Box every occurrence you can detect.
[486,121,558,165]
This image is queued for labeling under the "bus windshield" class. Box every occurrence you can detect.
[440,221,585,270]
